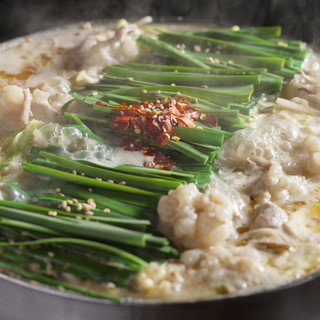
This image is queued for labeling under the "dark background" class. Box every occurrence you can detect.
[0,0,319,48]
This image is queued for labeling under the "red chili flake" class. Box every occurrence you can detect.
[147,119,163,140]
[96,101,106,106]
[153,149,175,167]
[110,95,218,151]
[143,150,156,157]
[111,116,131,130]
[176,117,196,128]
[121,136,143,151]
[144,148,175,170]
[156,132,170,146]
[206,113,218,127]
[123,139,175,170]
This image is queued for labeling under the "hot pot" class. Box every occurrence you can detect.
[0,1,319,319]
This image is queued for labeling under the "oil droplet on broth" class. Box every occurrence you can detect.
[0,66,37,87]
[309,200,320,217]
[309,199,320,232]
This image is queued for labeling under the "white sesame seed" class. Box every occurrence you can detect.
[48,211,58,217]
[175,43,186,50]
[54,188,61,193]
[88,188,93,192]
[193,44,201,52]
[48,251,55,258]
[145,161,155,168]
[61,201,67,209]
[67,199,73,205]
[89,202,96,210]
[104,208,111,213]
[65,206,71,213]
[106,282,117,289]
[107,180,114,183]
[85,211,94,216]
[76,203,83,211]
[119,181,126,185]
[82,203,91,211]
[126,77,133,81]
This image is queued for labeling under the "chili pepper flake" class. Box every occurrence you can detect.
[206,113,218,127]
[110,95,215,146]
[106,95,218,170]
[121,136,175,170]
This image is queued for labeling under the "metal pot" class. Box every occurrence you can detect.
[1,7,320,319]
[1,269,320,320]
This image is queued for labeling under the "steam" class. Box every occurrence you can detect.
[271,0,320,50]
[0,0,151,41]
[0,0,319,49]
